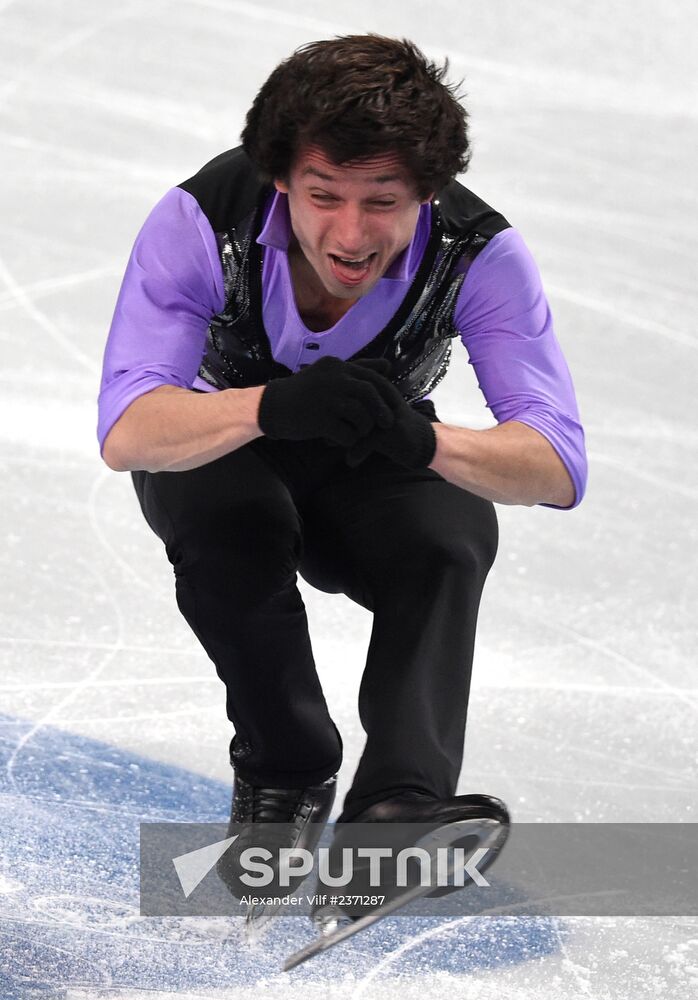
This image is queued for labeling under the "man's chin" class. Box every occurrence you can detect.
[327,283,370,301]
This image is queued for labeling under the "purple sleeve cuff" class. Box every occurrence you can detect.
[455,228,588,509]
[97,187,225,456]
[506,409,588,510]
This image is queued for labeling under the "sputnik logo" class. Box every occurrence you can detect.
[172,834,238,898]
[172,834,492,895]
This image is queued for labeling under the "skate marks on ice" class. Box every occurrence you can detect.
[0,714,560,997]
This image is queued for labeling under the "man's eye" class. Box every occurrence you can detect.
[372,202,396,208]
[312,194,336,202]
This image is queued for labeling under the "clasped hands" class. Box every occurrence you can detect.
[257,355,437,469]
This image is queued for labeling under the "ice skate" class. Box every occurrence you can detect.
[216,772,337,933]
[284,791,509,969]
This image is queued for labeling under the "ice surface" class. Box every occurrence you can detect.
[0,0,696,996]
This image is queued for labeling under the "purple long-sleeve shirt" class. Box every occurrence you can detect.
[98,186,587,508]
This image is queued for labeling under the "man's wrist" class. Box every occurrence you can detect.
[228,384,266,438]
[427,422,464,471]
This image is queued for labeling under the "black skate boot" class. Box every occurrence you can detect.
[217,771,336,930]
[311,790,509,935]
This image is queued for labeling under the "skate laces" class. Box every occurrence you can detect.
[231,780,313,824]
[251,785,305,823]
[231,775,336,826]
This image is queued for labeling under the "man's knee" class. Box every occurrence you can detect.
[408,494,497,570]
[168,495,303,606]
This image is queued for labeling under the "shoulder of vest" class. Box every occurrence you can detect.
[434,178,511,240]
[177,146,270,231]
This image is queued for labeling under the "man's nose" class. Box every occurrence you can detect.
[334,204,369,253]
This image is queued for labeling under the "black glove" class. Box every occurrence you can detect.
[257,355,401,446]
[342,370,438,469]
[345,405,437,468]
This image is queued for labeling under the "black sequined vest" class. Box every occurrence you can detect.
[179,147,510,403]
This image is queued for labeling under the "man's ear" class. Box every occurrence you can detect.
[274,178,290,194]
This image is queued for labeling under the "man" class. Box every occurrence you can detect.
[98,35,586,924]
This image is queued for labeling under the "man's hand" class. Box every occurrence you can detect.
[344,360,438,469]
[257,355,402,446]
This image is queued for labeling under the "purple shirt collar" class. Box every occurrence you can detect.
[256,190,426,282]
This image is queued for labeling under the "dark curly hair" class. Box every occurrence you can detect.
[241,35,471,199]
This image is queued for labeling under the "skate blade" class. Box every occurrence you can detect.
[244,900,279,942]
[283,815,510,970]
[312,908,356,937]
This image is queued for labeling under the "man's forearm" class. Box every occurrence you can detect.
[428,420,576,507]
[102,384,265,473]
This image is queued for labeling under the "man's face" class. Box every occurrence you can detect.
[274,145,431,301]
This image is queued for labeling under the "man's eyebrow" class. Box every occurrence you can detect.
[301,166,401,185]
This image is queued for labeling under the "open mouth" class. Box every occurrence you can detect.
[329,253,377,285]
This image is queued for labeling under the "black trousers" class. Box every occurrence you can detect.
[131,432,498,822]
